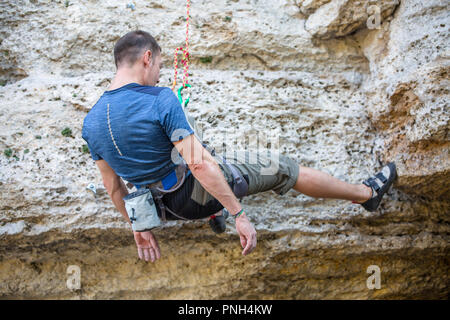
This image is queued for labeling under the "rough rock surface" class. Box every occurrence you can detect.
[356,0,450,200]
[297,0,332,16]
[303,0,399,39]
[0,0,448,299]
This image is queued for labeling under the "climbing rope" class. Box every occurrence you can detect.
[172,0,191,94]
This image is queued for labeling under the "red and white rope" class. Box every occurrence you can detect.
[172,0,191,91]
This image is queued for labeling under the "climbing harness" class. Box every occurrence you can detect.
[145,159,248,223]
[144,162,192,222]
[214,152,249,200]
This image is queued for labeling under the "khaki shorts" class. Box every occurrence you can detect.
[189,150,299,206]
[185,114,299,207]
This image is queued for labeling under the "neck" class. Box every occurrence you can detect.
[108,67,145,90]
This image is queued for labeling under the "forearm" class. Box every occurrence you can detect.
[190,157,242,216]
[106,177,131,226]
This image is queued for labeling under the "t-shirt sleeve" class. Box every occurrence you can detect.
[156,88,194,142]
[82,127,103,161]
[86,141,102,161]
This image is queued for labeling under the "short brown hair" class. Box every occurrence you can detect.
[113,30,161,68]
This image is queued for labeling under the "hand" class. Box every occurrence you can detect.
[133,230,161,262]
[235,212,257,255]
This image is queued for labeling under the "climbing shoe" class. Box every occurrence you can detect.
[208,209,229,234]
[356,162,397,212]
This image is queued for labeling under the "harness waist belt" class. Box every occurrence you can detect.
[144,162,190,222]
[141,149,249,224]
[146,163,189,191]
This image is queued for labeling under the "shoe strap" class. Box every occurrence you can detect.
[364,177,381,192]
[375,172,388,183]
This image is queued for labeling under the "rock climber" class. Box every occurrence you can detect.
[82,30,397,263]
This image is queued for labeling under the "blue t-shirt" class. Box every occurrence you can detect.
[82,83,194,188]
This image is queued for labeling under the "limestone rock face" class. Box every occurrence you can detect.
[357,0,450,199]
[297,0,332,16]
[0,0,448,299]
[303,0,399,39]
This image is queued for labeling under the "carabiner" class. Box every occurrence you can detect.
[177,83,192,109]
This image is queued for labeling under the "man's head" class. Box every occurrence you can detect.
[114,30,162,86]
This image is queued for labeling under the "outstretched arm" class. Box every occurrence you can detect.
[173,134,257,255]
[173,135,242,216]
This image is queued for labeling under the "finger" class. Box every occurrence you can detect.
[144,233,160,260]
[242,236,253,255]
[149,236,161,260]
[153,245,161,260]
[137,247,144,260]
[245,234,256,255]
[249,234,257,254]
[149,248,156,263]
[240,235,247,249]
[143,248,150,262]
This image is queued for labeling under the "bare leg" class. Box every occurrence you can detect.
[293,165,372,203]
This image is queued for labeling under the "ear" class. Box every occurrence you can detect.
[146,50,153,66]
[142,50,152,67]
